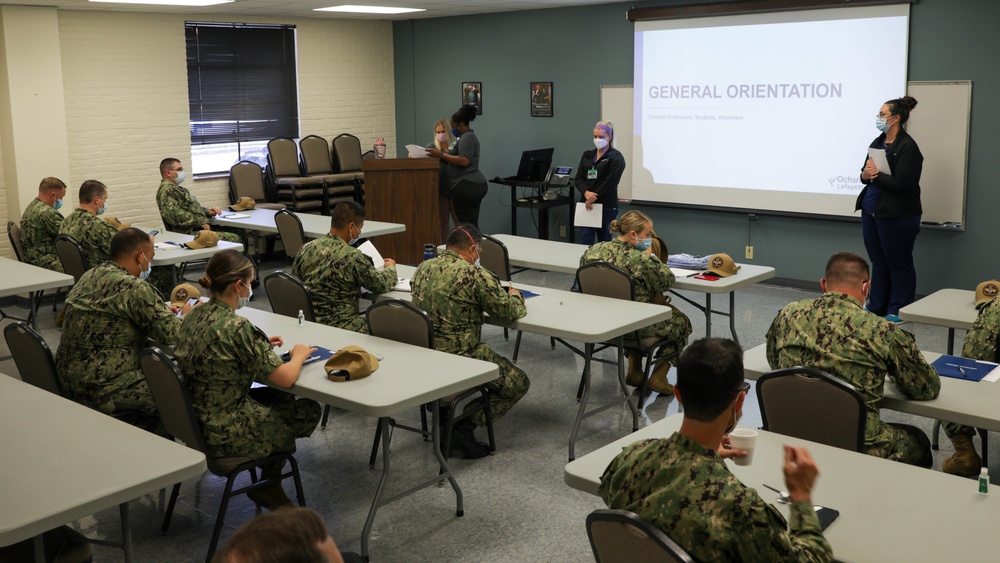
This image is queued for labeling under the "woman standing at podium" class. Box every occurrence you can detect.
[426,118,460,243]
[855,96,922,323]
[575,120,626,246]
[427,104,488,228]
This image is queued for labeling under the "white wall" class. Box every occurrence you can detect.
[0,9,396,256]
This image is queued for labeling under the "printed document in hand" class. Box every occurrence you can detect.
[867,147,891,174]
[406,144,431,158]
[358,240,385,270]
[574,202,603,228]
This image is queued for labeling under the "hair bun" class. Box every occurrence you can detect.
[901,96,918,111]
[198,275,213,289]
[609,220,621,234]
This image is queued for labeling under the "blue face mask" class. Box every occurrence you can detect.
[635,237,652,251]
[875,117,890,132]
[53,199,63,210]
[451,127,461,137]
[348,223,360,246]
[139,252,152,280]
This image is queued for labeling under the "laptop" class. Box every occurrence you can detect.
[504,148,554,182]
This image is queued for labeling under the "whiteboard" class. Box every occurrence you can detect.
[601,81,972,226]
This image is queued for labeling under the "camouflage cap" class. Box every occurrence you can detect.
[230,197,256,212]
[326,345,380,382]
[975,280,1000,309]
[170,283,201,306]
[104,216,131,231]
[707,253,740,277]
[185,230,220,249]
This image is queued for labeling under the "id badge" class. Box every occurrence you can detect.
[587,168,598,180]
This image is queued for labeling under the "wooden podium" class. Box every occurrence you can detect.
[362,158,440,264]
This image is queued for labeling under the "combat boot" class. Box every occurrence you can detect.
[247,464,293,510]
[625,352,645,387]
[942,434,982,477]
[646,359,674,396]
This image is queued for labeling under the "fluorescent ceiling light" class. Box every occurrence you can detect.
[89,0,234,6]
[315,5,425,14]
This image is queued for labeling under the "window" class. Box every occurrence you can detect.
[185,22,299,175]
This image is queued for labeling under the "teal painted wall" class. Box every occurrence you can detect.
[393,0,998,292]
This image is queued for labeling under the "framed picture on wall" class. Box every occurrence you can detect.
[530,82,553,117]
[462,82,483,115]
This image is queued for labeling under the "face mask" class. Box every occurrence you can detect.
[594,137,609,150]
[348,224,360,246]
[96,199,106,216]
[451,128,461,138]
[724,403,741,435]
[436,133,447,143]
[634,237,652,251]
[53,199,63,210]
[875,117,891,132]
[139,252,152,281]
[174,170,186,184]
[237,281,252,309]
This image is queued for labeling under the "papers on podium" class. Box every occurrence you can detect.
[574,202,603,228]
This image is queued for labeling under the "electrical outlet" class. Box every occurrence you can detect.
[745,245,754,260]
[560,224,567,238]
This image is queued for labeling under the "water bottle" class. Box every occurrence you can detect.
[423,244,436,262]
[297,310,304,326]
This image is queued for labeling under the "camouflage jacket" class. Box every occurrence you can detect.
[963,297,1000,361]
[292,234,397,332]
[55,261,181,405]
[20,197,64,270]
[175,298,284,457]
[156,179,209,235]
[412,250,526,357]
[58,208,118,269]
[599,434,832,563]
[766,292,940,447]
[579,238,676,303]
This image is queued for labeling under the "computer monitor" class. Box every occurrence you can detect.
[513,148,554,182]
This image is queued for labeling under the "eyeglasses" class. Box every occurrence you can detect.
[876,112,893,119]
[736,381,750,396]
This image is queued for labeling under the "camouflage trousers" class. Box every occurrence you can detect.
[868,422,932,467]
[640,306,693,360]
[147,266,177,298]
[211,388,322,461]
[89,379,167,437]
[942,421,977,438]
[214,230,243,244]
[29,255,64,274]
[461,345,530,428]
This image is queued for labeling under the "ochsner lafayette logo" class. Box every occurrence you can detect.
[828,173,863,191]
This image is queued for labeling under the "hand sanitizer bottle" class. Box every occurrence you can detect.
[297,310,304,327]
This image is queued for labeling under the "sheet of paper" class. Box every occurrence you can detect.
[980,362,1000,383]
[219,213,250,219]
[867,147,891,174]
[394,278,411,292]
[153,242,182,250]
[670,267,700,277]
[357,240,385,270]
[406,144,431,158]
[574,202,603,228]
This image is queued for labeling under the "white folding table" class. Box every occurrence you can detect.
[212,208,405,239]
[149,229,244,286]
[898,288,978,354]
[0,257,74,328]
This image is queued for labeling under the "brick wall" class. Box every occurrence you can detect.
[0,133,8,258]
[51,10,395,229]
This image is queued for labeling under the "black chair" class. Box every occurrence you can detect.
[757,366,866,452]
[332,133,366,204]
[54,234,90,283]
[576,261,682,406]
[365,299,496,464]
[4,321,62,396]
[299,134,360,206]
[229,160,285,260]
[266,137,328,214]
[141,347,306,563]
[274,209,308,263]
[7,222,63,319]
[586,509,694,563]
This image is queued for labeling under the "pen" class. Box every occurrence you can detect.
[686,272,699,277]
[945,363,977,371]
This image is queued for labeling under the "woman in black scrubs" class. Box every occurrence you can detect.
[575,120,626,246]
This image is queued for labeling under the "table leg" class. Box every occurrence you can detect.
[569,342,595,462]
[728,292,740,346]
[171,266,179,287]
[567,196,575,243]
[511,186,518,236]
[430,399,464,515]
[29,290,38,330]
[33,535,45,563]
[947,328,955,356]
[539,208,549,240]
[120,502,134,562]
[615,337,638,431]
[704,294,713,337]
[361,417,392,560]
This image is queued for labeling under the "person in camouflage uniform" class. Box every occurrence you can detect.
[412,223,530,459]
[600,338,833,563]
[579,210,692,396]
[175,249,320,509]
[20,177,67,272]
[155,157,241,243]
[58,180,118,268]
[55,228,194,434]
[292,202,397,332]
[940,292,1000,475]
[766,251,940,467]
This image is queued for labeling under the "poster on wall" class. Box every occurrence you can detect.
[462,82,483,115]
[530,82,553,117]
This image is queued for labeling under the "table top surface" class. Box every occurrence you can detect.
[211,209,405,239]
[150,230,244,266]
[0,374,206,547]
[742,343,1000,433]
[489,234,776,294]
[898,288,978,330]
[237,308,498,417]
[386,264,673,343]
[564,412,1000,563]
[0,257,75,297]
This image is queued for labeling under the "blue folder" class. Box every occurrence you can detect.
[930,355,995,382]
[281,345,335,365]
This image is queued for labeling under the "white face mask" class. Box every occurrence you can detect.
[594,137,609,150]
[237,281,252,309]
[174,170,186,184]
[348,223,360,246]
